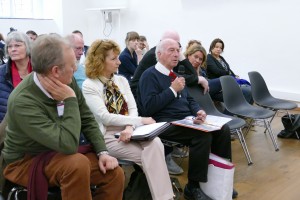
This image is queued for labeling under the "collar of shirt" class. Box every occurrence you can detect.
[33,72,54,100]
[155,62,177,97]
[155,62,174,75]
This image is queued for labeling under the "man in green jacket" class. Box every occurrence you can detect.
[1,34,124,200]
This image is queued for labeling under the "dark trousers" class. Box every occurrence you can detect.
[159,123,231,182]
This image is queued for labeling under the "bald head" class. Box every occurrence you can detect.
[160,30,180,43]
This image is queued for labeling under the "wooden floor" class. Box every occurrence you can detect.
[173,110,300,200]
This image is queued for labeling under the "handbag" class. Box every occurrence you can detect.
[277,114,300,139]
[233,76,251,86]
[200,153,235,200]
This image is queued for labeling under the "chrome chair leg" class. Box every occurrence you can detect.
[264,120,279,151]
[7,187,18,200]
[244,118,254,135]
[264,110,277,133]
[7,186,27,200]
[235,128,253,165]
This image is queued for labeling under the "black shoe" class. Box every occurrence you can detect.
[184,185,212,200]
[232,188,238,199]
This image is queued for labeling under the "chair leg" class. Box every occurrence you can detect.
[176,146,189,166]
[7,186,26,200]
[7,187,17,200]
[244,118,254,135]
[264,110,277,133]
[235,128,253,165]
[264,120,279,151]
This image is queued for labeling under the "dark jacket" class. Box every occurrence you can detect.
[0,59,13,122]
[130,46,157,98]
[118,47,138,81]
[206,54,236,79]
[173,58,199,87]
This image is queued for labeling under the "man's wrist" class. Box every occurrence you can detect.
[97,151,109,158]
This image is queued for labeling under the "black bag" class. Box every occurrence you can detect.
[277,114,300,139]
[123,169,182,200]
[123,170,152,200]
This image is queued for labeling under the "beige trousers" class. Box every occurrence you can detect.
[105,126,174,200]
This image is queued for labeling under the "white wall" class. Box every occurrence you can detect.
[79,0,300,102]
[1,0,299,102]
[0,18,60,35]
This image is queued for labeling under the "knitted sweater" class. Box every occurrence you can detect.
[138,66,200,122]
[2,73,106,164]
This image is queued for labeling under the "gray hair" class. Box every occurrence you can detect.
[31,34,72,74]
[5,31,32,57]
[155,38,176,62]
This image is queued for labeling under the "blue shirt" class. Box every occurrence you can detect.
[74,64,86,90]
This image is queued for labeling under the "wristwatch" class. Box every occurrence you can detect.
[97,151,109,158]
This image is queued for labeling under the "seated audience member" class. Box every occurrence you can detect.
[132,30,209,175]
[7,27,17,35]
[65,34,86,89]
[72,30,89,65]
[26,30,38,41]
[206,38,253,104]
[130,30,209,100]
[136,35,149,63]
[138,38,234,200]
[0,33,4,64]
[0,32,4,51]
[118,31,140,82]
[82,39,174,200]
[2,34,124,200]
[72,30,89,56]
[0,31,32,123]
[183,42,223,102]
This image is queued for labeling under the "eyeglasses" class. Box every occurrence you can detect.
[74,47,84,52]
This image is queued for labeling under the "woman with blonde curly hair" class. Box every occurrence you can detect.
[82,39,174,200]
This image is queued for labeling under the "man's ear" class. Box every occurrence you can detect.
[50,66,60,78]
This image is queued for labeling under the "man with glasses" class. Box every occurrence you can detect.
[65,34,86,89]
[2,34,124,200]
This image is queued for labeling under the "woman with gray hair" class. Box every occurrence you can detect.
[0,31,32,122]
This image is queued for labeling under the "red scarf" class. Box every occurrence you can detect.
[11,59,32,88]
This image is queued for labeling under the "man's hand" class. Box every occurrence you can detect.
[98,154,119,174]
[193,110,207,124]
[171,77,185,93]
[118,126,133,143]
[39,75,76,101]
[198,76,209,94]
[141,117,156,125]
